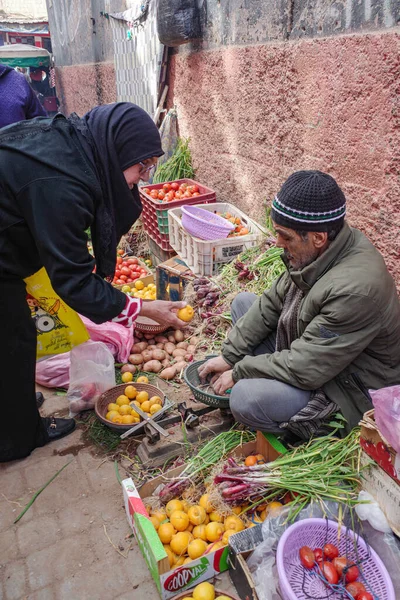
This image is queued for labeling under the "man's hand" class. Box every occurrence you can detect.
[213,370,235,395]
[198,355,231,383]
[140,300,187,329]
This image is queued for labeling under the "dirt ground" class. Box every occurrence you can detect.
[0,384,238,600]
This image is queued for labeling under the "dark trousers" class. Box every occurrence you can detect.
[229,292,311,432]
[0,280,48,462]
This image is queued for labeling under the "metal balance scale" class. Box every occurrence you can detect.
[120,360,233,468]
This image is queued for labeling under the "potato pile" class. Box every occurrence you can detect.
[122,329,199,380]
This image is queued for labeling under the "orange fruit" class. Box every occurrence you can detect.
[170,510,189,532]
[187,539,207,559]
[188,505,206,526]
[205,522,224,542]
[158,522,176,544]
[244,455,258,467]
[124,385,137,399]
[192,525,207,541]
[121,372,133,383]
[170,531,192,555]
[224,515,245,533]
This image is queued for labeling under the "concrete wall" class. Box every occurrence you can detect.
[170,0,400,285]
[46,0,125,115]
[0,0,47,21]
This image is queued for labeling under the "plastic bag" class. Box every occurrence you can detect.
[67,341,115,416]
[355,490,392,533]
[370,385,400,453]
[156,0,204,47]
[24,267,89,358]
[35,316,134,389]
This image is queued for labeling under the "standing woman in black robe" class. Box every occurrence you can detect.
[0,103,186,462]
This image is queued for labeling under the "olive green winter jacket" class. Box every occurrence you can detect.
[222,223,400,430]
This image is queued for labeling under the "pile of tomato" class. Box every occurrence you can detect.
[299,543,373,599]
[216,212,250,237]
[112,250,149,286]
[142,182,201,203]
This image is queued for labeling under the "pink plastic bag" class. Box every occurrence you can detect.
[370,385,400,453]
[35,317,133,388]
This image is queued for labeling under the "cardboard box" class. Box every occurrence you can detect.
[122,432,285,599]
[228,525,264,600]
[359,409,400,536]
[113,256,154,291]
[156,257,194,301]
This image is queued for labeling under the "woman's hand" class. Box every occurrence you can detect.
[140,300,187,329]
[198,355,231,383]
[213,370,235,395]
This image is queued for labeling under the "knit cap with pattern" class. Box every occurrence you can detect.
[271,170,346,231]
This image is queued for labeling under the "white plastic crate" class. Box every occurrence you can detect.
[168,202,266,276]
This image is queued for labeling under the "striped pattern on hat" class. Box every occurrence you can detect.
[271,170,346,232]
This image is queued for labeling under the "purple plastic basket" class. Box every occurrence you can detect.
[180,205,235,240]
[276,518,395,600]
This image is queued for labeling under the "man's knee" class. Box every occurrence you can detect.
[229,380,255,421]
[231,292,258,324]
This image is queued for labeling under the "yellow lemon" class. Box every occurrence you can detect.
[192,525,207,541]
[124,385,137,399]
[106,410,120,421]
[177,305,194,322]
[181,499,191,513]
[149,515,160,530]
[187,538,207,560]
[135,280,144,290]
[111,415,123,424]
[107,403,120,412]
[188,505,206,526]
[141,400,151,413]
[131,400,141,408]
[116,395,130,406]
[209,511,224,523]
[204,514,210,525]
[170,510,189,532]
[199,494,214,514]
[121,371,133,383]
[231,506,242,515]
[121,414,135,424]
[224,515,245,533]
[149,395,163,407]
[186,523,194,532]
[192,581,215,600]
[163,544,177,568]
[137,376,149,384]
[175,556,186,566]
[158,522,176,544]
[205,522,224,542]
[152,509,167,523]
[130,409,139,419]
[118,404,132,416]
[170,531,192,556]
[150,403,162,415]
[166,499,184,518]
[183,558,193,565]
[136,390,149,403]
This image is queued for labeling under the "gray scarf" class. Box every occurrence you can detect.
[276,282,338,439]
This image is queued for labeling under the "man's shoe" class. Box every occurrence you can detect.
[36,392,45,408]
[43,417,76,442]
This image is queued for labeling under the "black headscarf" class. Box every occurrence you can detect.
[70,103,163,278]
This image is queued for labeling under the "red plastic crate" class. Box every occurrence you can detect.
[139,179,216,252]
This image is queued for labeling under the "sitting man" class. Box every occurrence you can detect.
[199,170,400,439]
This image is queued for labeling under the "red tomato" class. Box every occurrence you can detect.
[320,561,339,585]
[183,191,192,198]
[150,190,159,199]
[299,546,315,569]
[179,183,188,191]
[158,191,166,200]
[127,257,139,265]
[192,192,201,196]
[142,188,149,194]
[167,191,175,201]
[323,544,339,560]
[174,191,182,199]
[171,182,179,191]
[345,565,360,583]
[355,592,373,600]
[126,278,133,283]
[163,183,172,192]
[332,556,348,577]
[132,272,140,279]
[115,279,125,285]
[120,266,131,276]
[119,275,128,281]
[346,582,366,598]
[121,261,128,267]
[191,184,199,193]
[115,270,121,278]
[116,256,123,265]
[314,548,323,563]
[139,268,147,274]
